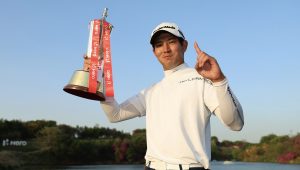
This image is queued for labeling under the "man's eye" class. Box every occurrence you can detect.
[169,40,176,44]
[155,43,162,47]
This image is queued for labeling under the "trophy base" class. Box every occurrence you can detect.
[63,70,105,101]
[63,84,105,101]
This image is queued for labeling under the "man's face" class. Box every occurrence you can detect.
[152,32,187,70]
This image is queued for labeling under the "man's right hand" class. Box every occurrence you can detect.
[83,55,90,71]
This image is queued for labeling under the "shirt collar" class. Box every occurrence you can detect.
[164,63,188,77]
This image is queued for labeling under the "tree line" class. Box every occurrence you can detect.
[0,119,299,169]
[0,119,146,168]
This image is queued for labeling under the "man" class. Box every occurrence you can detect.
[100,22,244,170]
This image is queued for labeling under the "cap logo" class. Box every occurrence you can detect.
[153,25,176,34]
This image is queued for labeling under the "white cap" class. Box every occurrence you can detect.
[150,22,185,44]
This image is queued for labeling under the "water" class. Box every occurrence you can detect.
[59,162,300,170]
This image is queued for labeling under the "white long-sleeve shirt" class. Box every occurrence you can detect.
[100,63,244,169]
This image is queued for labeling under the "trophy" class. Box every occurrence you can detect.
[63,8,114,101]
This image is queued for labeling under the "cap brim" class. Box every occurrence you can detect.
[150,30,170,45]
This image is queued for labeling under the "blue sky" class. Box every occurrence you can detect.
[0,0,299,143]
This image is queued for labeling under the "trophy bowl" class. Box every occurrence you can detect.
[63,70,105,101]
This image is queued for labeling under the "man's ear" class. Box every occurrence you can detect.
[183,40,188,52]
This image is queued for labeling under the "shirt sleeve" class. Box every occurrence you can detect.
[204,78,244,131]
[100,91,146,123]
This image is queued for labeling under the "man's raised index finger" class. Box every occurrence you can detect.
[194,41,203,56]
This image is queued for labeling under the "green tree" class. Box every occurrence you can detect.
[211,136,221,160]
[113,138,129,163]
[260,134,278,144]
[0,119,28,139]
[127,129,146,163]
[24,120,57,139]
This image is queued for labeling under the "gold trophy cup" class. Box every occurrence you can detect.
[63,57,105,101]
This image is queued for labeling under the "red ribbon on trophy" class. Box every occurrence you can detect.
[88,19,101,94]
[88,8,114,98]
[63,8,114,101]
[102,21,114,98]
